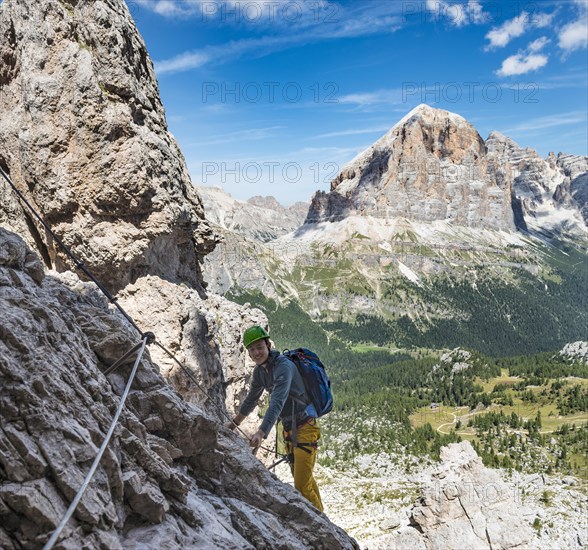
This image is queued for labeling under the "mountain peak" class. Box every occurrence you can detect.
[306,106,514,231]
[487,130,511,142]
[392,104,469,131]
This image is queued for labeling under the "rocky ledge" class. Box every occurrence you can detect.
[0,228,358,549]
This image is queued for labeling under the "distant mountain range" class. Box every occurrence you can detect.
[201,105,587,356]
[196,186,308,243]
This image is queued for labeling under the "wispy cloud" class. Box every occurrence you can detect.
[528,36,550,53]
[484,10,556,50]
[134,0,202,18]
[535,69,588,90]
[309,127,391,140]
[338,89,404,107]
[502,111,586,133]
[184,126,285,147]
[138,0,403,34]
[149,2,405,74]
[485,12,530,49]
[425,0,488,27]
[155,35,293,74]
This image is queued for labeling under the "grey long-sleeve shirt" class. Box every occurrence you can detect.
[239,350,311,436]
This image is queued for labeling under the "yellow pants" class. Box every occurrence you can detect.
[284,420,323,512]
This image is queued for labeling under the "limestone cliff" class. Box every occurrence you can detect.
[0,1,359,546]
[0,0,217,294]
[197,186,308,243]
[486,132,587,233]
[306,104,516,231]
[390,441,536,550]
[0,228,358,549]
[0,0,268,438]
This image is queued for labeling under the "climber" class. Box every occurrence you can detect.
[227,325,323,512]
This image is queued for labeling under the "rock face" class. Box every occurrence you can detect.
[0,1,358,547]
[486,132,587,233]
[559,341,588,365]
[392,441,536,550]
[0,228,358,549]
[197,186,309,297]
[197,186,309,242]
[0,0,265,454]
[554,154,588,226]
[306,105,587,236]
[0,0,216,294]
[306,104,516,231]
[115,274,269,423]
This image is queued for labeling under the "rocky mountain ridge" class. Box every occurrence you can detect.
[307,104,517,231]
[486,132,587,234]
[305,104,587,236]
[197,105,586,244]
[196,186,308,243]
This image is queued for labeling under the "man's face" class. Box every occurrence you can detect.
[247,339,270,365]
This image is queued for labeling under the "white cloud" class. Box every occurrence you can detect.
[528,36,550,52]
[558,18,588,52]
[136,0,403,35]
[496,53,548,76]
[532,12,555,28]
[338,89,403,107]
[155,51,210,74]
[185,126,285,147]
[425,0,488,27]
[151,2,405,75]
[467,0,486,24]
[485,12,529,49]
[154,36,292,75]
[535,70,588,90]
[134,0,201,18]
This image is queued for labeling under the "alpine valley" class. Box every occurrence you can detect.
[201,104,588,357]
[1,0,587,549]
[200,104,588,548]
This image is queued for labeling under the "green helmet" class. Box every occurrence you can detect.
[243,325,270,349]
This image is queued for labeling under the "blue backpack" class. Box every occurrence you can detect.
[283,348,333,417]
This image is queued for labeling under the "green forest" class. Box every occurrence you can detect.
[294,238,587,357]
[228,289,588,477]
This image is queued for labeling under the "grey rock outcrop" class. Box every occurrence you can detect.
[486,133,587,233]
[197,186,310,297]
[115,275,267,420]
[559,341,588,365]
[0,0,217,294]
[0,229,358,549]
[555,154,588,226]
[0,0,269,416]
[306,104,516,231]
[197,186,308,243]
[392,441,536,550]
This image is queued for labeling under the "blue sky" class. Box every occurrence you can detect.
[129,0,588,205]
